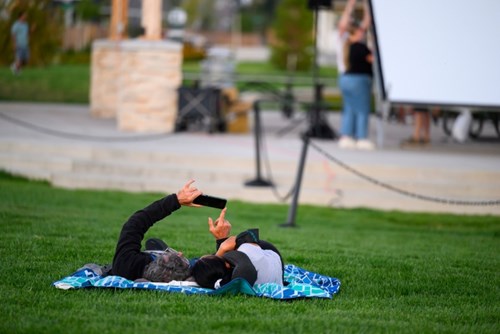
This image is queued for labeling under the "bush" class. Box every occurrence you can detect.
[59,48,91,65]
[75,0,101,22]
[270,0,314,71]
[0,0,63,66]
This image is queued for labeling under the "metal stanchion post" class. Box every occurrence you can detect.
[245,100,273,187]
[281,135,310,228]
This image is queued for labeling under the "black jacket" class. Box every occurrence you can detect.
[111,194,181,280]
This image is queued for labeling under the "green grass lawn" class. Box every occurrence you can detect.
[0,62,338,105]
[0,65,91,104]
[1,171,499,333]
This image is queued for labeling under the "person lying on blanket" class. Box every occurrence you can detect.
[111,179,284,287]
[111,179,232,283]
[192,227,285,289]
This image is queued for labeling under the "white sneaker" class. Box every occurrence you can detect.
[356,139,375,150]
[338,136,356,149]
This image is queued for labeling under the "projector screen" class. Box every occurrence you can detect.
[369,0,500,108]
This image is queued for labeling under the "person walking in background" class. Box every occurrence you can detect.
[337,0,375,150]
[11,11,30,75]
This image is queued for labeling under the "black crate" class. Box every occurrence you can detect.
[176,87,225,133]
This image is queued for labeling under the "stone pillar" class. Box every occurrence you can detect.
[90,0,181,133]
[90,40,121,118]
[117,40,182,133]
[110,0,128,40]
[141,0,163,40]
[90,39,183,133]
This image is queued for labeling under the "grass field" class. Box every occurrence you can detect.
[0,62,337,105]
[0,65,91,104]
[0,171,499,333]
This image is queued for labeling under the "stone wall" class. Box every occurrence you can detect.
[90,39,183,133]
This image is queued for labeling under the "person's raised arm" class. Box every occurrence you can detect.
[112,180,201,279]
[215,236,236,256]
[360,0,371,32]
[338,0,356,35]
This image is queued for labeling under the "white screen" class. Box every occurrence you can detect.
[370,0,500,108]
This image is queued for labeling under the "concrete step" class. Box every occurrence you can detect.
[1,138,499,216]
[49,160,500,201]
[70,153,500,189]
[49,170,499,216]
[0,140,93,159]
[0,167,53,181]
[3,147,498,187]
[0,152,73,173]
[2,141,499,196]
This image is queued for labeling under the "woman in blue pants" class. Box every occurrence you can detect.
[338,20,374,150]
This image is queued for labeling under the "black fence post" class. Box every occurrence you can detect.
[245,100,273,187]
[281,134,310,227]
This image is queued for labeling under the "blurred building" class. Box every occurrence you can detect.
[51,0,353,67]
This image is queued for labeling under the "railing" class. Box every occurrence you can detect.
[182,71,338,86]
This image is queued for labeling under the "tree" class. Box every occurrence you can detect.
[250,0,279,43]
[0,0,63,66]
[270,0,314,71]
[75,0,101,23]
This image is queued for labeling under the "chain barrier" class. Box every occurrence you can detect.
[3,110,499,206]
[260,123,296,202]
[309,139,500,206]
[0,112,172,142]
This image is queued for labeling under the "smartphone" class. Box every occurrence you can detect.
[193,195,227,209]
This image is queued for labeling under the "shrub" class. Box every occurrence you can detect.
[59,48,91,65]
[75,0,101,22]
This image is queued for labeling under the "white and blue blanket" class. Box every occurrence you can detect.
[53,264,341,300]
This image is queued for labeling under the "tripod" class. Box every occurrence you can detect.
[281,1,336,227]
[304,2,337,140]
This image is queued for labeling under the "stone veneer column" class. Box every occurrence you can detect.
[90,39,183,133]
[90,40,122,118]
[117,40,182,133]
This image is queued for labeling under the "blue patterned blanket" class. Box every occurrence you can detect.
[53,264,340,300]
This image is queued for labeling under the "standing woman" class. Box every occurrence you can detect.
[338,1,375,150]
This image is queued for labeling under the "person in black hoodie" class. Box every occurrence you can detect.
[110,180,232,283]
